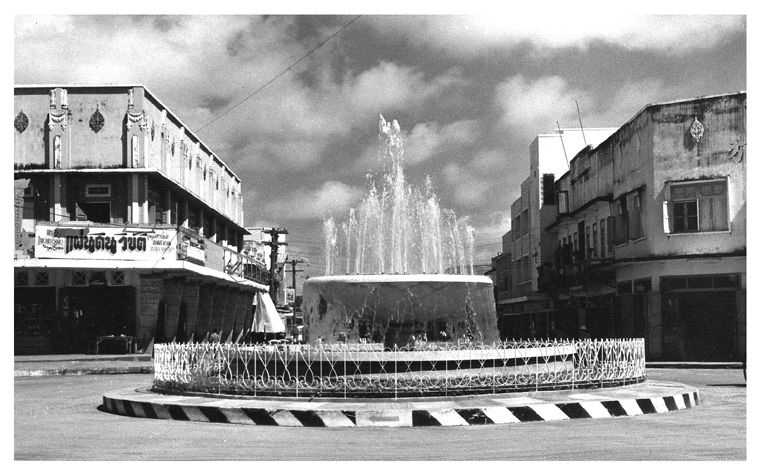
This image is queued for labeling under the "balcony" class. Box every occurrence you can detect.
[177,226,269,286]
[539,247,614,291]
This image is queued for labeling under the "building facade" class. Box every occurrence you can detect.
[499,128,617,338]
[501,92,746,362]
[14,85,269,355]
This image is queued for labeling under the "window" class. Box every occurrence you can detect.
[661,274,740,291]
[112,271,125,285]
[600,220,606,258]
[592,223,598,258]
[558,191,568,214]
[90,271,107,286]
[606,217,614,254]
[668,180,728,233]
[628,190,644,240]
[586,226,591,257]
[72,271,87,286]
[86,184,111,198]
[35,271,50,286]
[633,278,652,293]
[611,199,628,245]
[616,281,632,294]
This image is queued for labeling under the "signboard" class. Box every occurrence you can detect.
[35,225,178,261]
[284,288,295,304]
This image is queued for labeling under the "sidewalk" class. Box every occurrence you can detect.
[14,353,153,377]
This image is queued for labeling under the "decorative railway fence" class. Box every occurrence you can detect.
[152,339,646,398]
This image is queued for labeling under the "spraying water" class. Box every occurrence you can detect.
[324,116,475,276]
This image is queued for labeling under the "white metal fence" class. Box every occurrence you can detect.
[152,339,646,398]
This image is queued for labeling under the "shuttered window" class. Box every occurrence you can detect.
[669,180,728,233]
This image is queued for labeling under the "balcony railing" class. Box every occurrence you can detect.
[178,227,268,286]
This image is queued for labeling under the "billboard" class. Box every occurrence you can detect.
[35,225,178,261]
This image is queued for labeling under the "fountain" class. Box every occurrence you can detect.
[145,118,646,401]
[104,117,670,427]
[302,116,497,346]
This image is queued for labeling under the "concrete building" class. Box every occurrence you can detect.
[14,85,269,355]
[504,92,746,362]
[499,128,617,338]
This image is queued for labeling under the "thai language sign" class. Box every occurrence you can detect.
[35,225,178,261]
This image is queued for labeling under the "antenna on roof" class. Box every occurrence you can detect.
[575,99,587,146]
[557,121,569,168]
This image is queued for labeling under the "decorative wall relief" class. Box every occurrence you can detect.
[60,89,68,109]
[89,108,105,133]
[128,88,134,109]
[49,89,55,109]
[14,110,29,134]
[689,117,704,143]
[126,110,144,131]
[729,137,745,163]
[49,111,67,131]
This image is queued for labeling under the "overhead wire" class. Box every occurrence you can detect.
[196,15,362,133]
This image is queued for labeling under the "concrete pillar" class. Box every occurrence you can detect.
[195,284,215,342]
[163,277,183,341]
[181,199,189,229]
[130,174,140,223]
[180,278,200,343]
[51,174,62,222]
[164,188,172,225]
[648,292,662,360]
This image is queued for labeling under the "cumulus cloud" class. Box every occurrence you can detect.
[496,75,595,136]
[403,119,481,165]
[366,15,745,58]
[265,181,364,221]
[440,163,493,209]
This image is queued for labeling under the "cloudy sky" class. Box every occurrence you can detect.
[13,12,747,280]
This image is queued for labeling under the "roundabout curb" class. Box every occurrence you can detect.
[102,383,699,428]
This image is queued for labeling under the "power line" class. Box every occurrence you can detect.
[196,15,362,133]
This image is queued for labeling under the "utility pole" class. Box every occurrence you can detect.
[284,257,307,304]
[262,228,288,305]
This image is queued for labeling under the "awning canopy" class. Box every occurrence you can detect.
[569,283,615,298]
[253,292,286,333]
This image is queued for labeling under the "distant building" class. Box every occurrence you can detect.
[14,85,269,355]
[499,92,746,362]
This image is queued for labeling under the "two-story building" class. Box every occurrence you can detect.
[539,92,746,361]
[14,85,269,355]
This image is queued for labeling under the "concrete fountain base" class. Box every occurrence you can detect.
[301,274,499,346]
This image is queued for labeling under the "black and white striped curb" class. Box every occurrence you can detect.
[102,390,699,427]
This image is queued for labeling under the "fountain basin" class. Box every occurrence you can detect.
[302,274,499,346]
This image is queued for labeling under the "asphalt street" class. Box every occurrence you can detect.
[14,368,746,461]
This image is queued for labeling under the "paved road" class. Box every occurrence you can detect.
[14,368,746,460]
